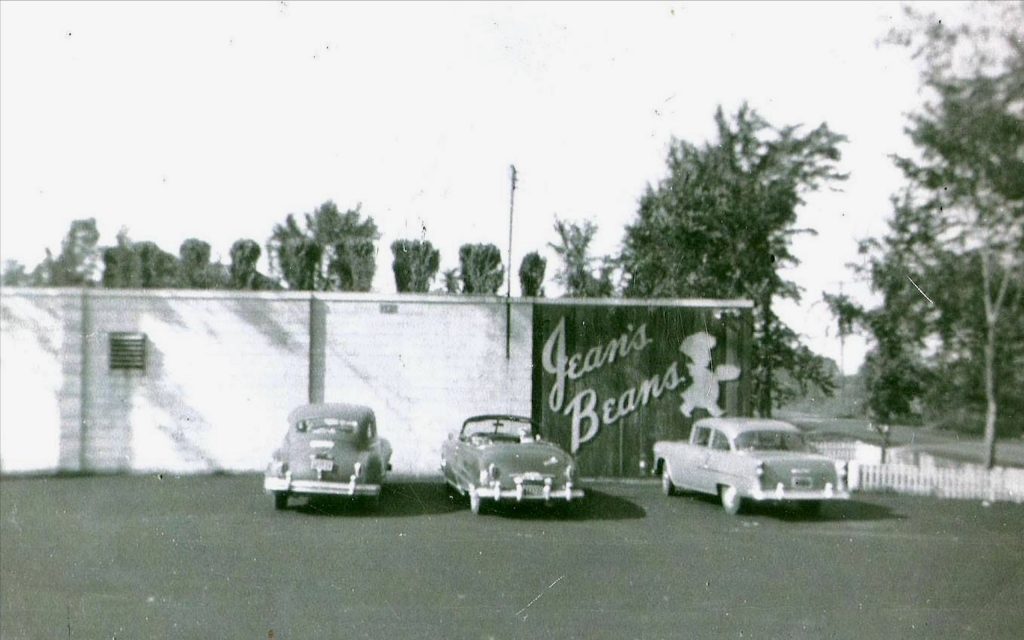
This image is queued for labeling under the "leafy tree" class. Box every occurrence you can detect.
[391,239,440,293]
[268,201,379,291]
[619,104,847,416]
[862,4,1024,465]
[228,239,278,290]
[457,243,504,294]
[518,251,547,297]
[101,229,179,289]
[26,218,102,287]
[550,218,614,297]
[821,290,863,388]
[442,268,460,294]
[178,239,227,289]
[1,261,34,287]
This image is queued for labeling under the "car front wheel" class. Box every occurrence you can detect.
[720,485,743,515]
[273,492,288,511]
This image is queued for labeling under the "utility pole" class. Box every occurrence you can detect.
[505,165,518,360]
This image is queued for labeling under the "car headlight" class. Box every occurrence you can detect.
[488,463,500,481]
[755,462,765,477]
[564,463,575,481]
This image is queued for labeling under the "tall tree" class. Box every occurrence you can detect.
[442,268,460,294]
[550,218,613,297]
[620,104,847,415]
[391,239,440,293]
[31,218,102,287]
[864,4,1024,466]
[228,239,277,290]
[101,230,179,289]
[268,201,379,291]
[1,261,35,287]
[178,238,227,289]
[457,243,504,294]
[518,251,547,297]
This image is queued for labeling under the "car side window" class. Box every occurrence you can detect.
[693,427,711,447]
[710,430,730,451]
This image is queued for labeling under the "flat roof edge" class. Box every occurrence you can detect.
[0,287,752,309]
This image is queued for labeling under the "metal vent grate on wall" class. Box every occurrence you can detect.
[109,332,147,371]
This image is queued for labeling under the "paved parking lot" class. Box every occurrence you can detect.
[2,475,1022,639]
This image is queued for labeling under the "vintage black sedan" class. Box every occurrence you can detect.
[264,403,392,510]
[441,414,583,515]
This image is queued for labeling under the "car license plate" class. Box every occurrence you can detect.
[312,458,334,472]
[792,477,812,489]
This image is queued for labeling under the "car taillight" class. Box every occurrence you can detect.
[564,464,575,481]
[354,461,363,478]
[488,463,499,480]
[756,462,765,478]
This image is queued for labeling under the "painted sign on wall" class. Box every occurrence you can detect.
[532,302,752,477]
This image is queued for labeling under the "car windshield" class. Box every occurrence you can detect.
[462,417,538,442]
[296,417,360,438]
[733,430,809,452]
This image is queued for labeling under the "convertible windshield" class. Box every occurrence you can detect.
[463,417,538,441]
[733,430,809,452]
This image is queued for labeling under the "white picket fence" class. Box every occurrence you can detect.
[848,462,1024,504]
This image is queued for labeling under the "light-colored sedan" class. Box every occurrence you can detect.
[653,417,849,515]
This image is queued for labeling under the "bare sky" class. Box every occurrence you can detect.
[0,1,968,373]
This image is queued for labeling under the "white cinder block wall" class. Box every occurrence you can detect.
[0,289,532,477]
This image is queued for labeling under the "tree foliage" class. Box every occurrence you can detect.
[856,4,1024,463]
[101,229,179,289]
[267,201,379,292]
[620,104,847,415]
[457,243,504,294]
[550,218,613,297]
[178,239,228,289]
[228,239,278,290]
[391,239,440,293]
[518,251,547,297]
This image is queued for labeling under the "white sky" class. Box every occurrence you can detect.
[0,1,968,373]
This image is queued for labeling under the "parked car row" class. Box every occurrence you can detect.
[263,403,850,516]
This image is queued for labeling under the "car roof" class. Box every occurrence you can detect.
[288,403,374,425]
[693,417,800,439]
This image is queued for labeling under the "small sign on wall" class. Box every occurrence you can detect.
[379,303,398,315]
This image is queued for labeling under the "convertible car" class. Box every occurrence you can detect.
[441,415,583,515]
[653,417,849,515]
[264,403,392,510]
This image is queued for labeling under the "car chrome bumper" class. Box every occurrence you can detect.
[264,475,381,497]
[749,482,850,502]
[470,482,584,503]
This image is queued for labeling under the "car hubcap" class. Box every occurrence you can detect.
[662,467,673,495]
